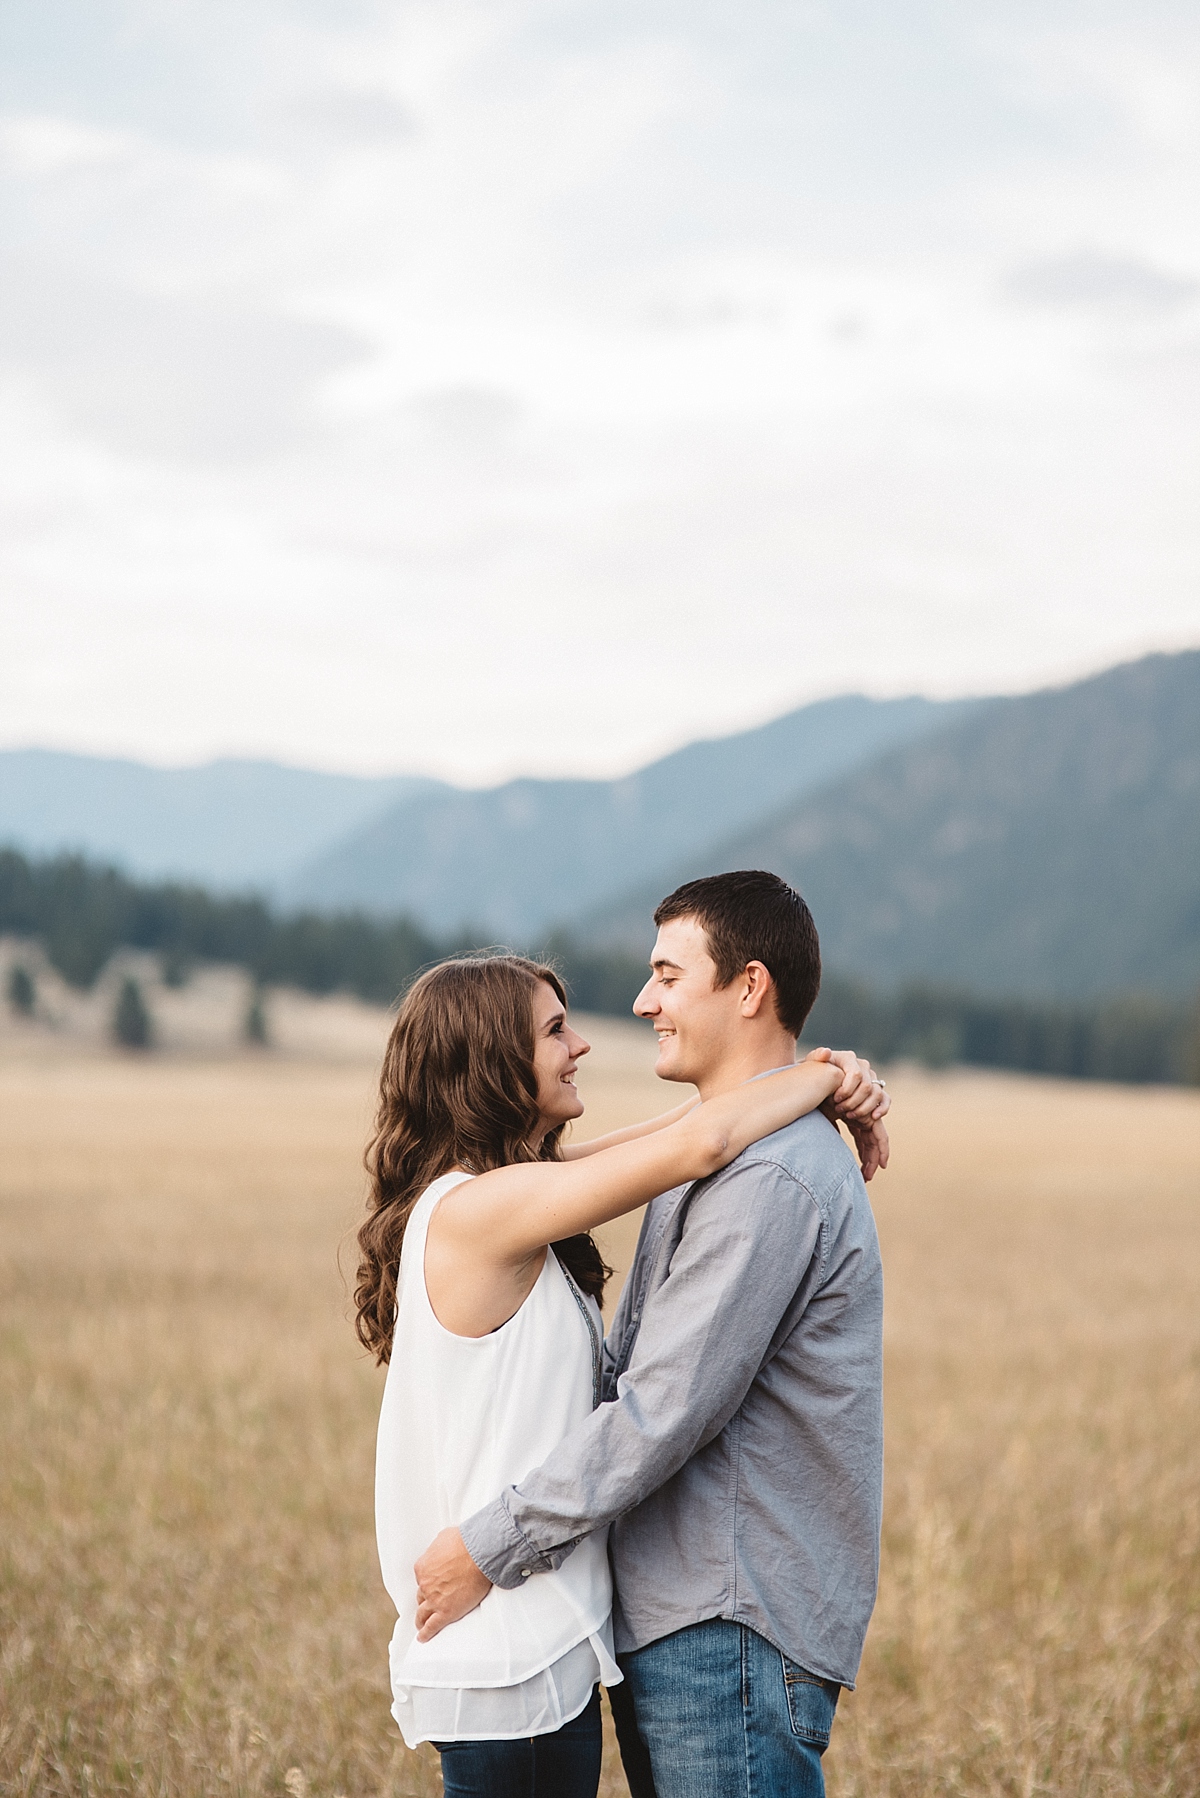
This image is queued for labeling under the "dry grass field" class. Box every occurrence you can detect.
[1,1017,1198,1797]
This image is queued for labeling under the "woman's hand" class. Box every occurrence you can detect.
[805,1047,889,1122]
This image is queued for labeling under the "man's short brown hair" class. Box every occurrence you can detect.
[654,870,821,1037]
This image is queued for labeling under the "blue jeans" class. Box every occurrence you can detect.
[610,1620,840,1798]
[434,1686,602,1797]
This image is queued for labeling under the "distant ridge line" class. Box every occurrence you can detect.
[585,650,1200,1001]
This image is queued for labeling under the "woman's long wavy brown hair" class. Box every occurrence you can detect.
[355,953,611,1364]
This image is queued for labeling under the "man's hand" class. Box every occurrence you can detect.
[804,1048,891,1181]
[413,1527,493,1641]
[838,1112,890,1182]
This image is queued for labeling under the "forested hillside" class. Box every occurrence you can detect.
[3,847,1196,1084]
[592,652,1200,1000]
[0,849,440,1002]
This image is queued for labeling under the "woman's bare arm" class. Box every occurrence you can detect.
[560,1097,698,1160]
[425,1056,848,1334]
[560,1047,888,1163]
[431,1055,845,1275]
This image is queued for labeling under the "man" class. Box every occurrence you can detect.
[415,870,886,1796]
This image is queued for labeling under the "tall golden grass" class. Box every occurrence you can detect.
[1,1027,1197,1796]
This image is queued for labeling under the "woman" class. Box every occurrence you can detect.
[356,954,885,1798]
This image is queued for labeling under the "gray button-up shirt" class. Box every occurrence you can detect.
[460,1109,884,1688]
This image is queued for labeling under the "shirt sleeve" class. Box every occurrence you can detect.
[460,1156,824,1589]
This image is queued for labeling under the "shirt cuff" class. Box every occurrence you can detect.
[460,1491,570,1590]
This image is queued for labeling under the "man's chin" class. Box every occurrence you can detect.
[654,1045,692,1083]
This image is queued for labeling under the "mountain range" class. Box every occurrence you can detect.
[0,694,971,932]
[287,694,972,936]
[2,650,1198,1003]
[0,751,428,891]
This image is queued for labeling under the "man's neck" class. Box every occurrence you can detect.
[694,1033,798,1102]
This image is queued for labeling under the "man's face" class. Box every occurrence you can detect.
[633,916,742,1086]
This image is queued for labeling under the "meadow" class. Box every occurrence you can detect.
[1,1016,1197,1797]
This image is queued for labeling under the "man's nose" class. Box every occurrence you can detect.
[632,979,657,1018]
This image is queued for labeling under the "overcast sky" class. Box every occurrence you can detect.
[2,0,1198,783]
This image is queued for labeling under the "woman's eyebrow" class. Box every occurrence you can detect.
[544,1008,566,1029]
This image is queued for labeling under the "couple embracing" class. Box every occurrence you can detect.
[357,871,888,1798]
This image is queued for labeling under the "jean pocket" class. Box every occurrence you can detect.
[780,1656,840,1747]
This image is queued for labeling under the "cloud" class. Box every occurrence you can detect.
[401,386,523,442]
[282,87,416,146]
[0,113,139,174]
[0,1,1198,779]
[0,262,370,460]
[1002,250,1200,311]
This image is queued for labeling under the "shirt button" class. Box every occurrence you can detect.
[520,1568,532,1578]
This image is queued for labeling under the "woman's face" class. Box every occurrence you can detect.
[530,979,590,1137]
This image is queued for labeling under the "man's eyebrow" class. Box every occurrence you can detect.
[650,956,684,972]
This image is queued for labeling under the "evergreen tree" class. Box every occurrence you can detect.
[244,987,269,1046]
[7,963,35,1016]
[113,976,152,1049]
[161,952,191,988]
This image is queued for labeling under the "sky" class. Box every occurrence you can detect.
[2,0,1198,784]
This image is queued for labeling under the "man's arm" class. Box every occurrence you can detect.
[415,1152,828,1636]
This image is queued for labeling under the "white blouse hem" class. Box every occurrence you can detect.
[392,1628,621,1748]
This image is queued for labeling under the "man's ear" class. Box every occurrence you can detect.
[740,961,776,1019]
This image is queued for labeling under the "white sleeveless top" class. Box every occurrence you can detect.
[375,1171,620,1746]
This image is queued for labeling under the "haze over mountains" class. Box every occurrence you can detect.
[0,753,430,891]
[0,695,970,927]
[288,695,972,936]
[2,650,1197,1003]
